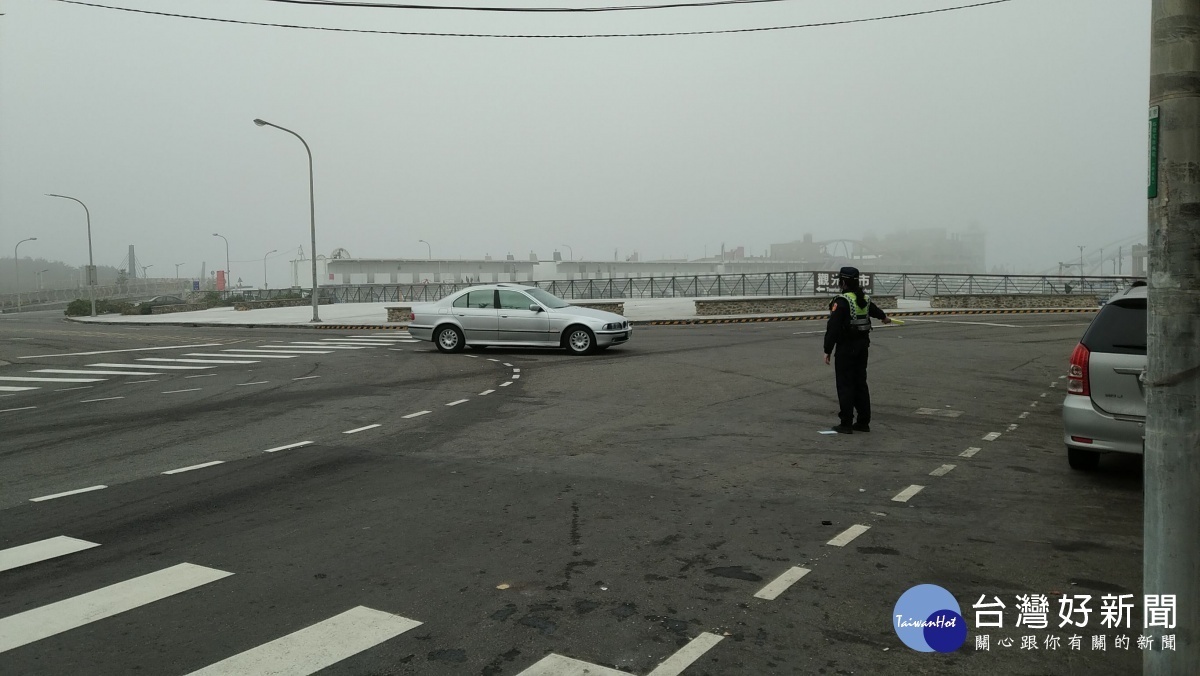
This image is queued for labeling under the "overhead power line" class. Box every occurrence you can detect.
[49,0,1016,39]
[264,0,813,12]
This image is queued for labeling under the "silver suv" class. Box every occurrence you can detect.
[1062,283,1147,470]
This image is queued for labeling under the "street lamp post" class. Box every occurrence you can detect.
[561,244,573,261]
[175,262,185,279]
[1078,245,1086,288]
[419,239,431,259]
[212,233,231,291]
[263,249,277,290]
[14,237,37,312]
[46,194,96,317]
[254,118,320,322]
[141,264,153,278]
[36,269,49,291]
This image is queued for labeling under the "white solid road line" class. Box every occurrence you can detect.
[185,374,218,379]
[343,424,381,434]
[263,441,314,453]
[348,335,408,338]
[402,410,431,419]
[293,376,320,380]
[81,397,124,403]
[183,606,422,676]
[753,566,811,601]
[1,406,37,414]
[479,389,495,395]
[892,485,925,502]
[18,343,227,359]
[0,376,105,383]
[446,399,469,406]
[223,349,329,355]
[188,353,294,360]
[399,339,420,343]
[163,461,225,475]
[140,358,259,365]
[0,536,100,573]
[32,369,164,376]
[0,563,232,654]
[126,379,160,384]
[929,464,956,477]
[0,386,38,392]
[319,339,397,344]
[237,381,270,386]
[162,389,202,394]
[57,386,94,392]
[29,485,108,502]
[286,343,369,350]
[983,432,1001,441]
[827,524,870,547]
[90,363,214,370]
[959,447,981,458]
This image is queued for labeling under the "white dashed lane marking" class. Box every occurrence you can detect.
[983,432,1001,441]
[32,369,162,376]
[826,524,870,547]
[185,374,217,379]
[57,386,94,392]
[80,396,123,403]
[237,381,270,387]
[479,390,494,396]
[1,406,37,413]
[163,461,225,475]
[91,363,213,370]
[1019,411,1030,419]
[29,485,108,502]
[262,441,313,453]
[402,411,431,419]
[446,399,469,406]
[500,382,513,387]
[140,358,258,365]
[929,464,956,477]
[293,376,320,381]
[162,389,201,395]
[753,566,811,600]
[0,376,104,383]
[959,447,981,458]
[343,424,381,435]
[0,386,39,392]
[892,485,925,502]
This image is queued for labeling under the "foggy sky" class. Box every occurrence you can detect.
[0,0,1150,287]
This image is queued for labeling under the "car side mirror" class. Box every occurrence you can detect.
[529,304,543,312]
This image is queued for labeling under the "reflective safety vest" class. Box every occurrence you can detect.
[840,292,872,333]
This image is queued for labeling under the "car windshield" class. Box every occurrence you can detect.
[525,288,571,309]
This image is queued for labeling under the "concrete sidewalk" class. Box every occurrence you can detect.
[67,297,1095,329]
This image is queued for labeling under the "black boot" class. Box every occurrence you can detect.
[832,423,854,434]
[852,422,871,432]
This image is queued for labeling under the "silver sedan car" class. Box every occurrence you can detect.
[407,284,632,355]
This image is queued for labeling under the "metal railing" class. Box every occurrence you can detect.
[217,271,1143,305]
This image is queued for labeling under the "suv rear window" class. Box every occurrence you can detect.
[1081,299,1146,355]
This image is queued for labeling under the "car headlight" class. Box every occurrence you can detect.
[602,322,630,330]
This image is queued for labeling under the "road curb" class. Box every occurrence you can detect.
[632,307,1098,326]
[64,317,412,330]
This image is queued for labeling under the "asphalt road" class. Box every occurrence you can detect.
[0,310,1144,675]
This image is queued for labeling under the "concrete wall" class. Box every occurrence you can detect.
[151,303,207,314]
[694,295,897,316]
[234,298,333,311]
[929,294,1101,309]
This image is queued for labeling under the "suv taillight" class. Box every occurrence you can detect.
[409,312,415,321]
[1068,343,1090,396]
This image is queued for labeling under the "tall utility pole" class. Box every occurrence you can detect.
[1146,2,1200,673]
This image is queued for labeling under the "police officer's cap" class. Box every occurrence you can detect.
[838,266,860,280]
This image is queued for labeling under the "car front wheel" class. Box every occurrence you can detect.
[564,326,597,355]
[435,325,465,353]
[1067,447,1100,471]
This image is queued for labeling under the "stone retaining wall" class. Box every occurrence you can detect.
[572,302,624,315]
[234,298,333,311]
[929,294,1100,309]
[386,306,413,322]
[151,303,208,314]
[694,295,897,316]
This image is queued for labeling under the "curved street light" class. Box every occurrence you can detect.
[263,249,278,290]
[36,269,49,291]
[560,243,573,261]
[254,118,320,322]
[419,239,431,260]
[212,233,231,290]
[14,237,37,313]
[45,193,96,317]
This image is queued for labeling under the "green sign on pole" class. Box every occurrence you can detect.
[1149,105,1160,199]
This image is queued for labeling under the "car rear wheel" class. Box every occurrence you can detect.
[564,326,597,355]
[435,325,464,353]
[1067,447,1100,471]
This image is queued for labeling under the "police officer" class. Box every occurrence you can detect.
[823,267,891,434]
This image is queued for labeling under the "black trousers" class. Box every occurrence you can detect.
[834,341,870,426]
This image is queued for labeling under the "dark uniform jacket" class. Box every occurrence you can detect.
[823,292,888,354]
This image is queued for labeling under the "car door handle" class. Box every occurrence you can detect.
[1113,368,1143,375]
